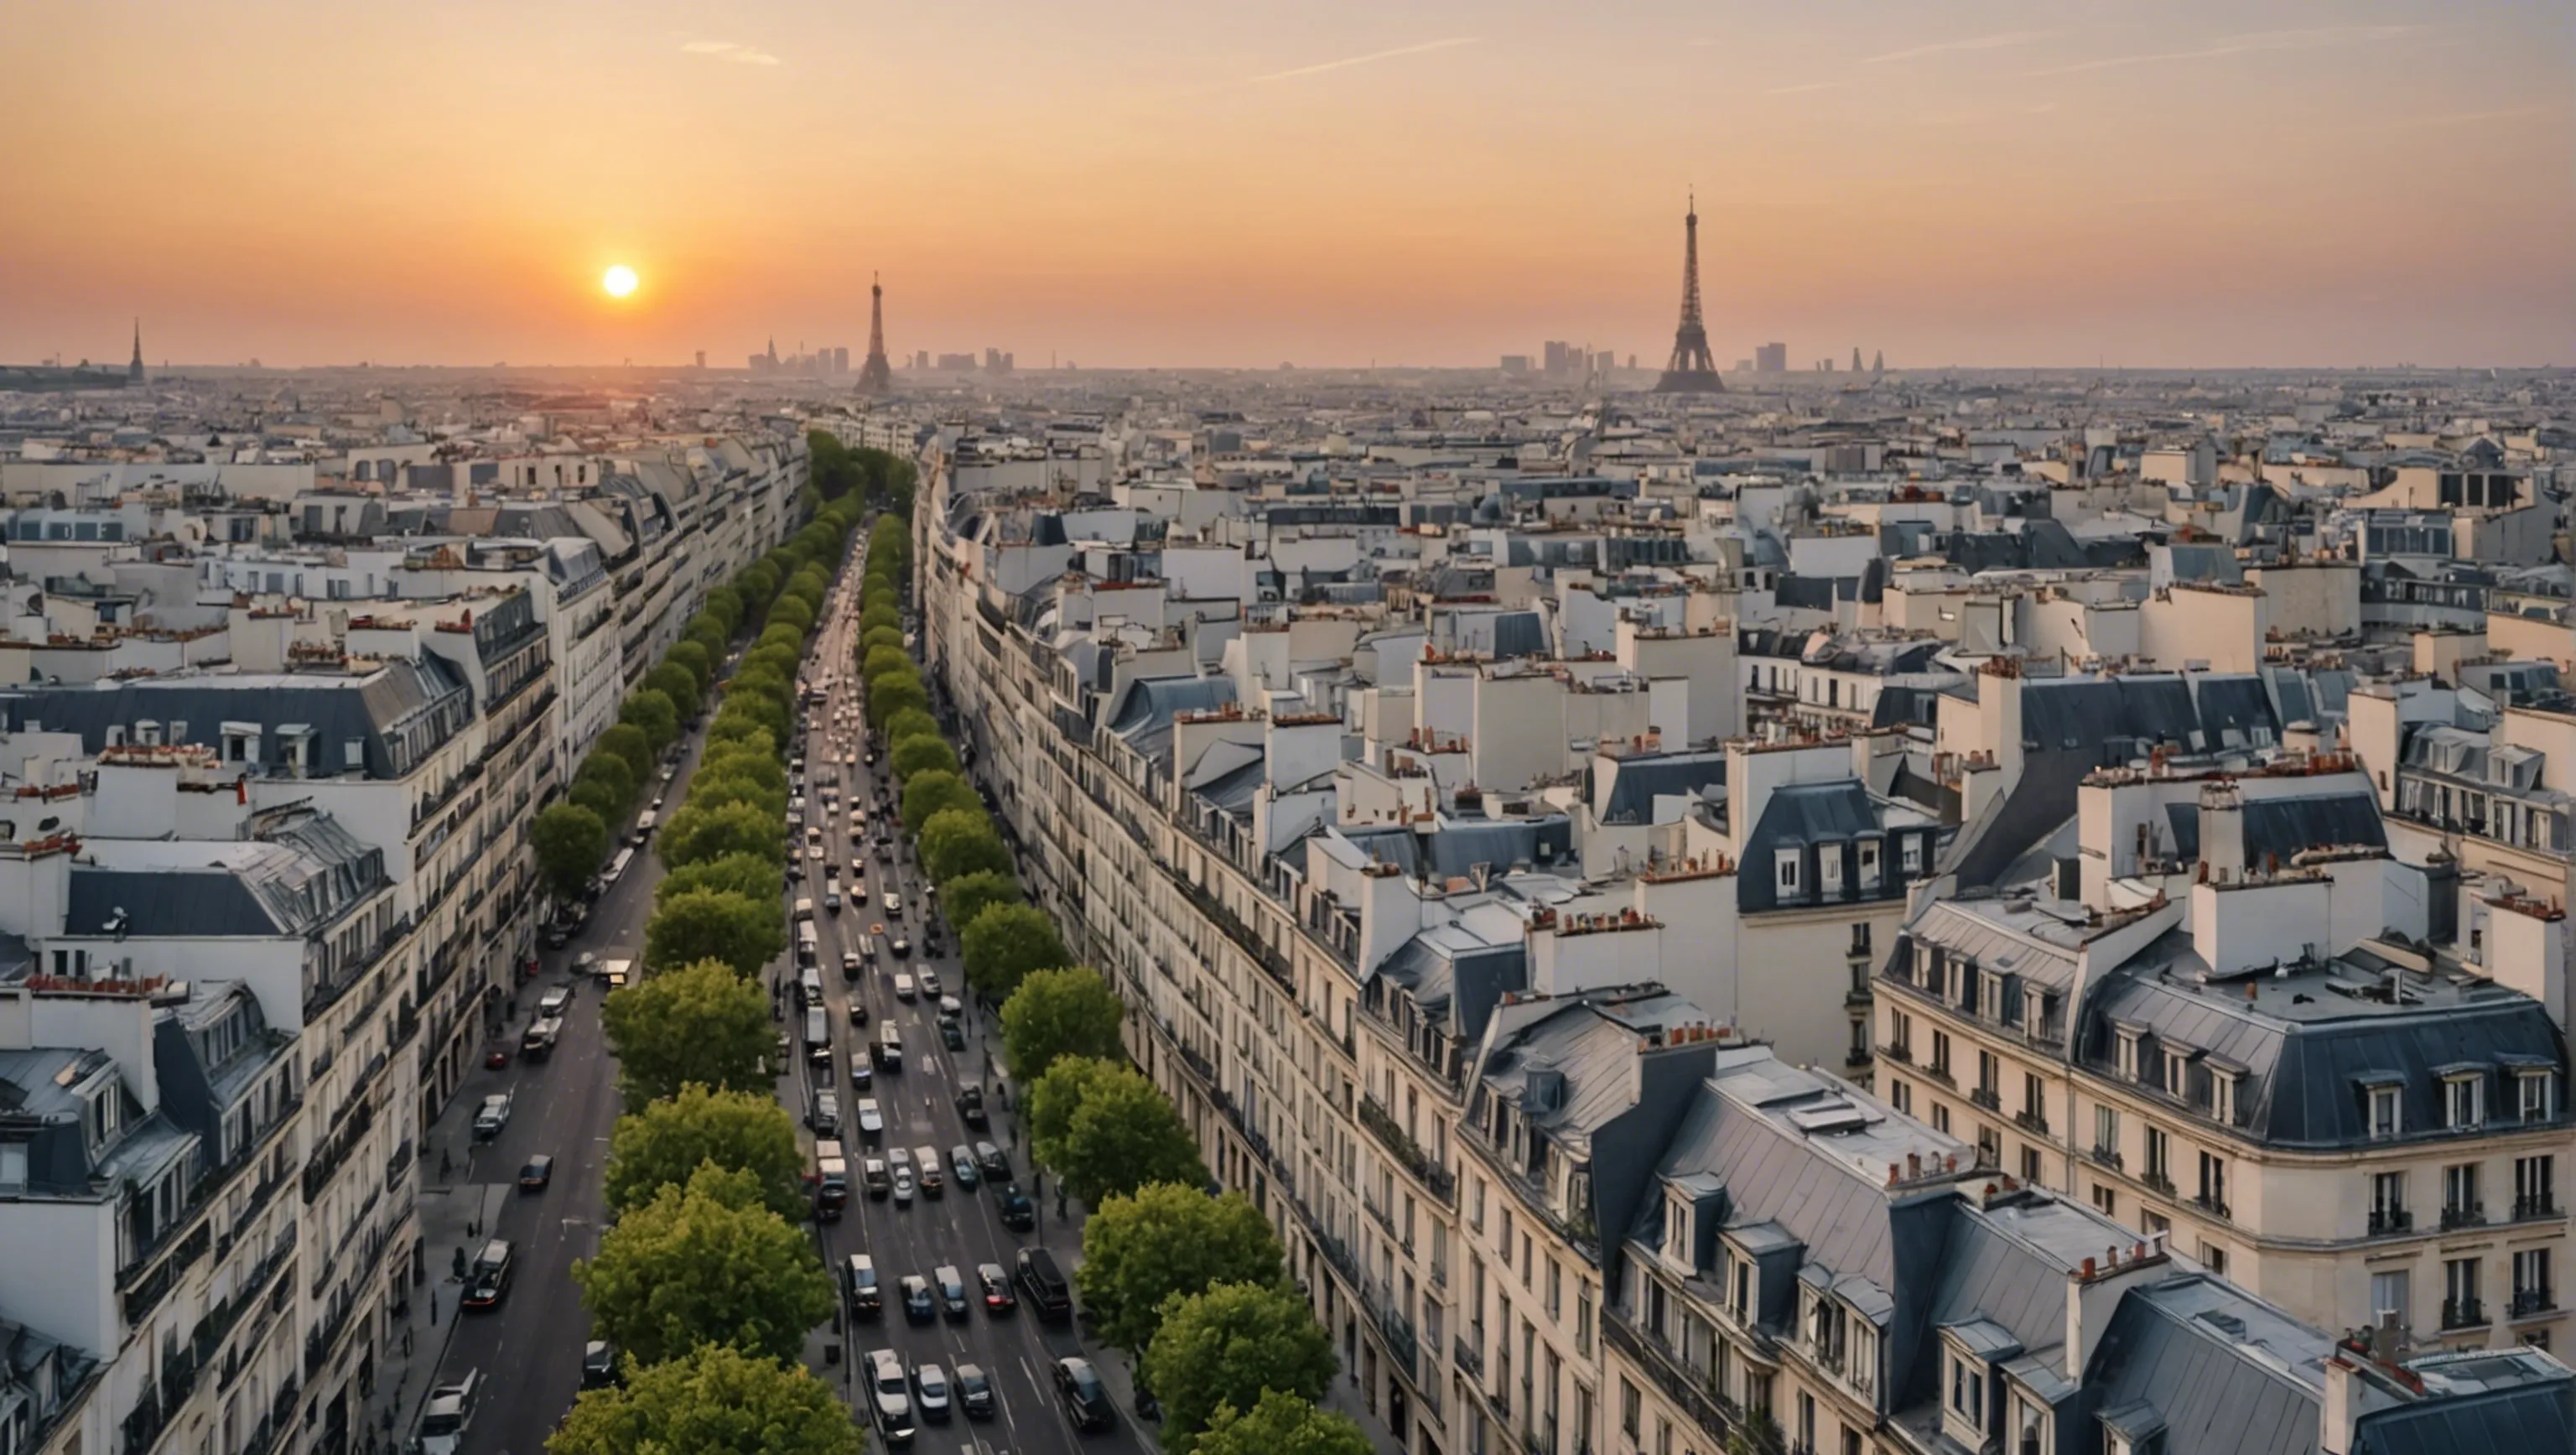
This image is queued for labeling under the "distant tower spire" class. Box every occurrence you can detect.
[859,273,893,394]
[1654,193,1723,394]
[127,319,144,385]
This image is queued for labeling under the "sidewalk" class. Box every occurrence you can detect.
[361,1091,511,1449]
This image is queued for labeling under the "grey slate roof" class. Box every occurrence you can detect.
[2163,790,2388,865]
[3,655,472,780]
[2080,1276,2331,1455]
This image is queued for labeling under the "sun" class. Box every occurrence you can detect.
[602,265,639,299]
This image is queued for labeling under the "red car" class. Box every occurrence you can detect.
[978,1263,1016,1314]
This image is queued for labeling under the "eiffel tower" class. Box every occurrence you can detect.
[1654,195,1724,393]
[858,273,893,393]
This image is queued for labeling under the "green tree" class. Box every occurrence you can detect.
[1002,967,1125,1083]
[942,870,1022,938]
[870,673,929,725]
[578,751,637,812]
[861,646,912,683]
[882,710,936,747]
[621,689,680,752]
[532,803,611,904]
[548,1343,857,1455]
[920,808,1010,883]
[757,622,806,657]
[900,771,980,835]
[1192,1392,1371,1455]
[645,663,701,720]
[1077,1184,1284,1353]
[656,852,782,907]
[696,742,786,792]
[571,777,627,826]
[598,722,657,787]
[735,561,780,606]
[1028,1058,1206,1205]
[808,429,860,500]
[686,619,730,664]
[647,889,784,980]
[685,770,787,821]
[604,1085,808,1221]
[667,639,713,695]
[602,960,772,1109]
[889,733,958,782]
[860,626,906,661]
[767,595,815,636]
[859,604,900,638]
[574,1164,833,1367]
[961,902,1068,1001]
[1146,1282,1336,1455]
[705,711,776,758]
[660,801,784,869]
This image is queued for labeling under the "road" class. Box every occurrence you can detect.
[428,533,1157,1455]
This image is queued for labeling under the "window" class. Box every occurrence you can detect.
[1932,1103,1950,1134]
[1889,1079,1912,1115]
[2369,1085,2402,1139]
[1795,1392,1816,1452]
[1819,847,1843,893]
[1849,922,1872,958]
[2019,1146,2042,1182]
[2116,1031,2141,1081]
[2371,1171,2408,1233]
[2011,1393,2050,1455]
[2094,1104,2120,1159]
[2516,1155,2557,1219]
[2091,1183,2116,1216]
[1858,840,1882,889]
[2163,1048,2191,1099]
[1947,1352,1985,1430]
[2144,1126,2172,1187]
[2371,1270,2412,1330]
[1977,1051,2000,1097]
[2200,1240,2229,1277]
[2521,1072,2555,1124]
[2445,1073,2485,1130]
[1889,1009,1912,1057]
[2446,1257,2483,1328]
[1618,1379,1639,1439]
[1901,836,1923,875]
[0,1143,23,1189]
[2444,1163,2482,1226]
[2514,1249,2553,1313]
[1774,849,1801,896]
[2196,1151,2229,1217]
[1930,1031,1952,1076]
[2210,1073,2236,1125]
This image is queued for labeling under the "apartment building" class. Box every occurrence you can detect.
[1878,758,2569,1354]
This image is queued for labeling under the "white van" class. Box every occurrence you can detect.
[793,896,817,922]
[417,1370,480,1455]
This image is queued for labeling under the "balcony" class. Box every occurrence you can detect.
[122,1219,213,1328]
[1602,1315,1737,1448]
[2141,1172,2177,1199]
[2513,1195,2560,1221]
[2193,1192,2231,1221]
[1360,1094,1457,1203]
[2441,1203,2485,1232]
[2088,1146,2124,1171]
[1878,1042,1912,1065]
[2512,1287,2558,1319]
[1920,1062,1955,1089]
[2370,1208,2414,1236]
[2013,1109,2049,1135]
[1455,1333,1483,1379]
[2440,1297,2486,1331]
[1969,1086,2002,1114]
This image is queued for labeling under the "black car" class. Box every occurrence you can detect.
[582,1341,617,1389]
[955,1363,997,1421]
[994,1182,1036,1230]
[939,1018,965,1052]
[934,1265,971,1322]
[978,1263,1015,1314]
[974,1141,1011,1182]
[1053,1358,1115,1433]
[890,934,911,959]
[518,1155,553,1192]
[956,1086,989,1130]
[900,1275,934,1324]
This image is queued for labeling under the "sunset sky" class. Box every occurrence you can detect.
[5,0,2568,371]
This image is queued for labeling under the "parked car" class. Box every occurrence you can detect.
[856,1098,884,1136]
[994,1181,1036,1230]
[866,1348,917,1444]
[581,1342,617,1389]
[1052,1358,1115,1433]
[950,1145,981,1189]
[974,1141,1010,1182]
[957,1086,989,1130]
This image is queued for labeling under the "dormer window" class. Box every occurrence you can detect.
[2210,1071,2237,1125]
[2116,1031,2142,1081]
[2368,1083,2403,1139]
[2520,1071,2555,1124]
[1858,839,1882,889]
[1901,835,1924,876]
[1948,1351,1986,1432]
[1818,844,1844,893]
[1775,849,1801,896]
[2445,1073,2485,1130]
[134,720,161,746]
[2162,1047,2191,1099]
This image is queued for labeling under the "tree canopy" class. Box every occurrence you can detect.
[941,870,1022,939]
[647,889,783,981]
[655,853,782,907]
[602,960,773,1109]
[695,742,785,791]
[660,800,785,869]
[604,1085,808,1222]
[1145,1283,1337,1455]
[861,646,912,684]
[900,771,980,836]
[1001,967,1124,1084]
[919,808,1009,883]
[548,1343,858,1455]
[598,722,657,787]
[1028,1057,1206,1205]
[571,777,627,827]
[645,663,702,720]
[532,803,610,904]
[1189,1390,1372,1455]
[869,673,928,725]
[578,751,637,812]
[621,689,681,751]
[1077,1183,1284,1353]
[888,733,960,782]
[574,1164,833,1367]
[683,771,787,821]
[960,902,1069,1001]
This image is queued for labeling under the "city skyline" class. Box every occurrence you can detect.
[5,0,2569,370]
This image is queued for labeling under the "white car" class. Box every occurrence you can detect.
[472,1094,511,1140]
[917,969,942,998]
[891,1166,916,1203]
[857,1098,885,1135]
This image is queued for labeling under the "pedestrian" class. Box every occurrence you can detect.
[439,1147,453,1179]
[402,1327,413,1358]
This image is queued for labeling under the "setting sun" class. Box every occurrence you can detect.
[601,264,637,299]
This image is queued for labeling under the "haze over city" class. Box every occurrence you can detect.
[6,0,2569,370]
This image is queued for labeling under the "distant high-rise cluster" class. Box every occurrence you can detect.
[1754,340,1789,373]
[748,337,851,376]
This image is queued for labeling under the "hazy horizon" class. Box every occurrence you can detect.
[7,0,2568,372]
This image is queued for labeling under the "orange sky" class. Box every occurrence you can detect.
[4,0,2568,369]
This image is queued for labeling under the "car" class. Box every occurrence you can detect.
[517,1155,553,1192]
[891,934,913,959]
[1053,1357,1115,1433]
[914,1144,944,1198]
[882,891,901,917]
[866,1348,917,1444]
[876,840,893,862]
[978,1262,1015,1313]
[808,1091,841,1137]
[538,987,573,1018]
[957,1086,989,1130]
[892,973,916,1001]
[863,1157,891,1199]
[855,1098,884,1136]
[843,1254,883,1319]
[891,1166,915,1203]
[934,1265,971,1321]
[806,844,825,862]
[994,1181,1036,1230]
[912,1362,953,1423]
[899,1275,934,1324]
[462,1240,515,1311]
[823,891,841,912]
[950,1145,980,1189]
[955,1363,997,1421]
[939,1018,965,1052]
[472,1094,511,1141]
[937,994,964,1021]
[581,1341,617,1389]
[918,969,942,997]
[850,1053,874,1091]
[975,1140,1010,1181]
[841,949,865,982]
[573,951,598,976]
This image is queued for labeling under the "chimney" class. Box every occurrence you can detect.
[2199,780,2246,881]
